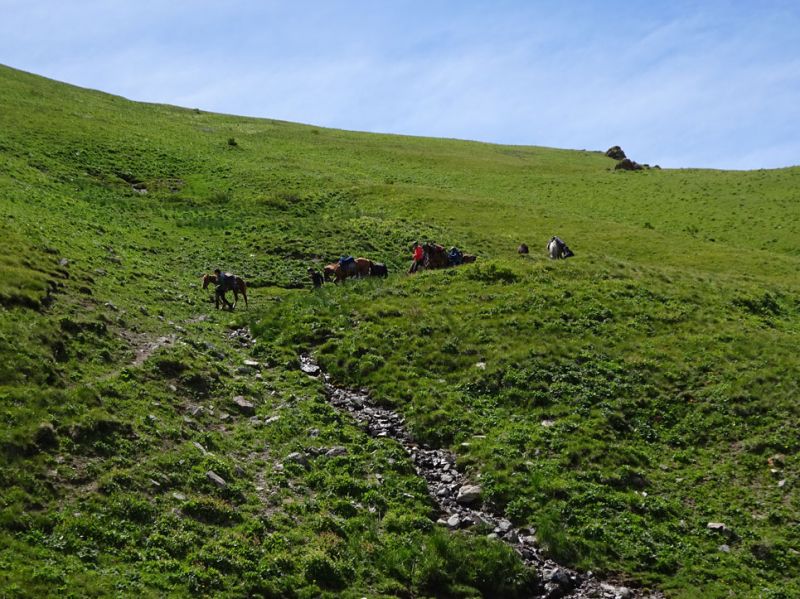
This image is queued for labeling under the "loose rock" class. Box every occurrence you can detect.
[456,484,482,505]
[615,158,644,171]
[231,396,256,415]
[206,470,227,488]
[606,145,626,160]
[285,452,309,467]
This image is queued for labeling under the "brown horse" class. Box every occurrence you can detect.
[202,273,248,310]
[324,258,373,284]
[423,243,449,269]
[415,245,476,271]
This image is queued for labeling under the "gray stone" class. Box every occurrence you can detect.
[615,158,644,171]
[446,514,461,528]
[549,567,571,587]
[231,396,255,415]
[719,544,731,553]
[707,522,728,533]
[456,484,482,505]
[263,415,281,425]
[172,492,187,501]
[606,145,626,160]
[206,470,227,488]
[325,446,347,457]
[285,452,308,467]
[299,357,320,376]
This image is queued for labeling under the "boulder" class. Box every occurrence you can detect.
[456,484,482,505]
[285,451,309,467]
[517,243,529,254]
[231,396,255,415]
[606,146,626,160]
[206,470,227,488]
[299,356,320,376]
[615,158,643,171]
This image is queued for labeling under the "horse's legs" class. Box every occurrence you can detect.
[218,289,233,310]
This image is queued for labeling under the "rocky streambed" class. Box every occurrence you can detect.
[300,355,663,599]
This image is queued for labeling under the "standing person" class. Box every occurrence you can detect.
[213,268,232,293]
[308,267,324,289]
[409,242,424,273]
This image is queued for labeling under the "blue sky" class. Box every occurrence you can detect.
[1,0,798,169]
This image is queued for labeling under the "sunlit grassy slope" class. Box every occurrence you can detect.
[1,63,798,598]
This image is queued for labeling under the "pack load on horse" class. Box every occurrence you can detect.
[409,240,476,273]
[339,255,356,277]
[447,246,463,266]
[203,269,248,310]
[547,236,575,259]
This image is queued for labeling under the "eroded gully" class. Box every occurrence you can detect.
[299,355,665,599]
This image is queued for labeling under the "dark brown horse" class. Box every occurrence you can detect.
[412,244,475,271]
[324,258,373,284]
[422,243,449,269]
[202,273,248,310]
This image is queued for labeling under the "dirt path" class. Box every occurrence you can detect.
[300,354,664,599]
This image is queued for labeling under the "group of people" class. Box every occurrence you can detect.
[409,241,472,273]
[210,234,572,306]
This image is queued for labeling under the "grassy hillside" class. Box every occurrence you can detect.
[1,63,799,598]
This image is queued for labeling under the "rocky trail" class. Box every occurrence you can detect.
[133,319,663,598]
[299,353,664,599]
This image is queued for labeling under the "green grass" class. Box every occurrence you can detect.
[1,62,799,597]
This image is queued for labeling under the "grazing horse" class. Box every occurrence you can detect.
[547,236,574,260]
[202,273,248,310]
[324,258,373,284]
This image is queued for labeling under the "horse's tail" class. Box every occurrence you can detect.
[239,277,248,308]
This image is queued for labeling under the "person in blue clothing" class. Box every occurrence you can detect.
[213,268,235,303]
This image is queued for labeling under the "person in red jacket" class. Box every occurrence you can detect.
[409,242,425,273]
